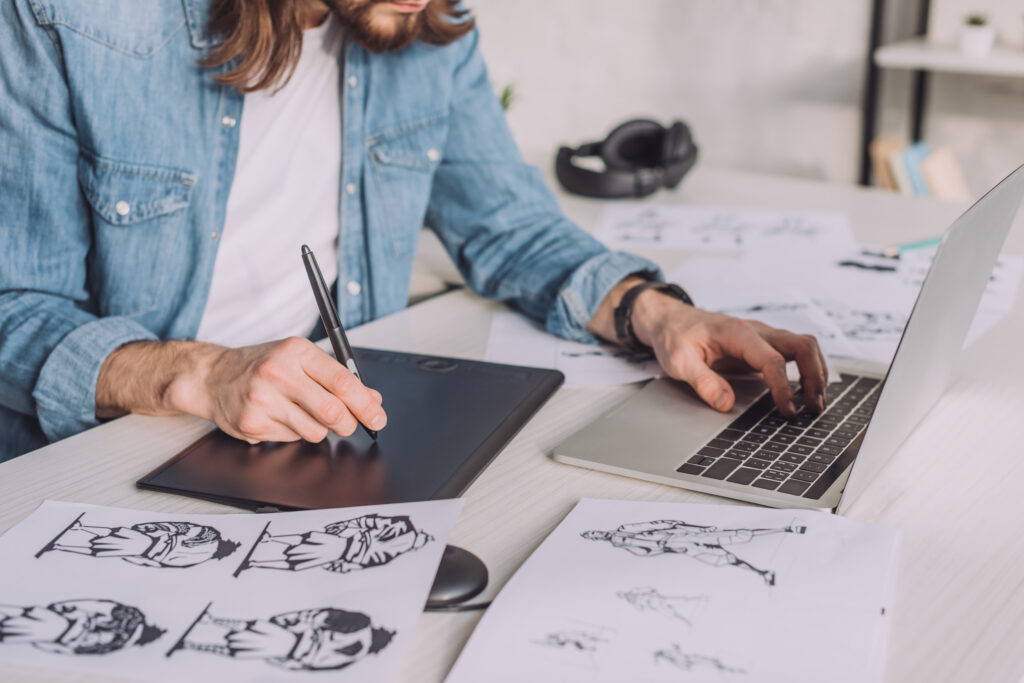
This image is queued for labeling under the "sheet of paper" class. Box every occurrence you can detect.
[0,500,461,682]
[671,244,1023,365]
[592,203,855,254]
[485,312,661,386]
[446,499,900,683]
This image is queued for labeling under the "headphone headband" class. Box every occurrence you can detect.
[555,119,698,199]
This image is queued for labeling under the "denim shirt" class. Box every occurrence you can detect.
[0,0,658,461]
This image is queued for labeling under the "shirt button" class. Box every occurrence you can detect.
[115,200,130,216]
[347,75,357,88]
[346,281,361,296]
[345,183,356,195]
[211,231,219,240]
[221,115,237,128]
[427,148,440,162]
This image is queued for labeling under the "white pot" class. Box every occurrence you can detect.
[960,24,995,57]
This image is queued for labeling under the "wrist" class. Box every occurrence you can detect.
[631,288,694,348]
[164,342,222,419]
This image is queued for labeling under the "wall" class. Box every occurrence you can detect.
[471,0,873,184]
[470,0,1024,196]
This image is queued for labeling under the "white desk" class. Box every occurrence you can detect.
[2,168,1023,683]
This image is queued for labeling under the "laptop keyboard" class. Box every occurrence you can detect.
[676,374,881,500]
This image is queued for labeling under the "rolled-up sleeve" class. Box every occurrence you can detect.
[424,27,661,344]
[0,1,157,445]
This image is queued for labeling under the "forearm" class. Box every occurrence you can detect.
[95,340,221,420]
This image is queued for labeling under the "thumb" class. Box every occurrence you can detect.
[678,353,734,412]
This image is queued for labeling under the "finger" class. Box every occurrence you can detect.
[368,388,383,404]
[302,352,387,432]
[276,401,331,443]
[763,330,828,413]
[224,417,304,445]
[717,321,795,415]
[671,347,735,412]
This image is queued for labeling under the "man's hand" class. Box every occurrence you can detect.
[96,338,386,444]
[589,277,828,417]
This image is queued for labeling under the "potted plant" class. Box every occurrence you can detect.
[960,13,996,57]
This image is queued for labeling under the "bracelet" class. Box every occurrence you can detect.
[613,281,694,353]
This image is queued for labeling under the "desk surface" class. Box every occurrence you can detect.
[3,167,1024,683]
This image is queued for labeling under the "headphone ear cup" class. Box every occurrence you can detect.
[601,119,662,171]
[662,121,687,164]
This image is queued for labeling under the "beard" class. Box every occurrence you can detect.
[326,0,425,53]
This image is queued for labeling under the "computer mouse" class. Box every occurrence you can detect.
[426,545,488,609]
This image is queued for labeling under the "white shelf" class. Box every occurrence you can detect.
[875,38,1024,78]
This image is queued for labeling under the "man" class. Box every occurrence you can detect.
[242,513,432,573]
[44,519,240,568]
[0,0,827,461]
[582,520,807,586]
[180,606,393,671]
[0,599,164,655]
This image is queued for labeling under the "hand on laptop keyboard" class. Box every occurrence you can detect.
[627,297,829,418]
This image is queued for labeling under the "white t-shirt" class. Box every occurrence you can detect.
[196,18,344,347]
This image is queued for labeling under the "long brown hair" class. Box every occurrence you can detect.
[203,0,474,94]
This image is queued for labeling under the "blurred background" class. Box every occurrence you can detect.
[471,0,1024,198]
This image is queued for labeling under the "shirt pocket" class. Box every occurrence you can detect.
[368,116,448,258]
[77,151,197,317]
[31,0,186,58]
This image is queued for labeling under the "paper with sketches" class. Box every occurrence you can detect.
[446,498,900,683]
[485,312,661,386]
[671,244,1024,365]
[0,500,461,682]
[593,203,855,254]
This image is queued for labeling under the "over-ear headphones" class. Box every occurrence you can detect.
[555,119,698,199]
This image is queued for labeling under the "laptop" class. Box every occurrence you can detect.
[553,164,1024,513]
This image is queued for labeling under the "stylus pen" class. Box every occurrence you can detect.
[301,245,378,441]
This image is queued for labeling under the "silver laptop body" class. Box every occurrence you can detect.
[553,164,1024,512]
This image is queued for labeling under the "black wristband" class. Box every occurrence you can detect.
[613,281,694,353]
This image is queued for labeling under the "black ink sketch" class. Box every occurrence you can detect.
[0,599,164,655]
[760,215,827,242]
[691,213,754,248]
[654,643,745,675]
[617,586,708,626]
[582,520,806,586]
[235,513,432,577]
[169,603,393,672]
[534,626,610,653]
[613,208,671,243]
[817,301,906,342]
[836,259,897,273]
[560,348,654,364]
[37,514,240,568]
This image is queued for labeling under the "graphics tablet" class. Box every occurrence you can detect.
[138,348,563,511]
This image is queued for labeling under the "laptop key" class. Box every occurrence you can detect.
[780,426,803,437]
[677,463,705,475]
[732,441,758,452]
[779,480,811,496]
[752,479,781,490]
[799,462,827,474]
[697,446,726,458]
[770,434,796,445]
[806,428,832,439]
[791,470,818,483]
[825,436,851,448]
[741,433,768,444]
[796,436,822,447]
[762,469,789,480]
[769,462,796,473]
[817,445,843,456]
[761,442,787,453]
[788,445,814,456]
[701,458,742,480]
[727,468,761,485]
[752,449,779,461]
[716,428,745,442]
[779,453,805,464]
[744,459,772,470]
[809,453,837,464]
[723,449,748,460]
[706,438,734,450]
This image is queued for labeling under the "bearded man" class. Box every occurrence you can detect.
[0,0,828,462]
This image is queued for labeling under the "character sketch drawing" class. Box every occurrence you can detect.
[235,513,432,576]
[37,514,240,568]
[654,643,745,675]
[0,599,164,655]
[617,587,708,626]
[169,603,393,671]
[582,520,806,586]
